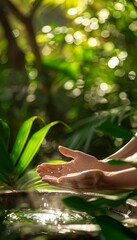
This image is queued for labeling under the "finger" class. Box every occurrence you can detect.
[37,163,63,172]
[37,162,74,177]
[42,175,58,184]
[42,175,68,189]
[58,146,81,159]
[57,172,81,185]
[37,164,60,177]
[37,162,70,171]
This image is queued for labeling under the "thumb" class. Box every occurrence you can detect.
[57,172,77,184]
[58,146,79,158]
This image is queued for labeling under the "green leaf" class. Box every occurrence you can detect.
[88,197,124,209]
[62,195,105,215]
[62,191,137,220]
[96,120,133,139]
[96,215,135,240]
[0,119,10,149]
[66,115,106,150]
[15,169,40,189]
[62,196,89,211]
[108,159,130,166]
[108,153,137,167]
[15,121,59,177]
[11,116,42,165]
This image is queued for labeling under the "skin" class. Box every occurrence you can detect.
[37,136,137,192]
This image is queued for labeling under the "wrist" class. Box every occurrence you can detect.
[98,171,113,190]
[99,160,113,171]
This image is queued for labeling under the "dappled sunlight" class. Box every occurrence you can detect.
[67,8,78,16]
[108,56,120,69]
[1,1,137,240]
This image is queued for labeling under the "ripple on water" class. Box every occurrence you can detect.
[5,208,93,226]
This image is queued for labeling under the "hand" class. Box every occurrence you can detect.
[55,169,105,192]
[37,146,101,178]
[37,146,103,191]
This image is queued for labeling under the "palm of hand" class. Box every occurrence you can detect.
[37,146,100,178]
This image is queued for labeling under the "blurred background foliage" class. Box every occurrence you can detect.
[0,0,137,162]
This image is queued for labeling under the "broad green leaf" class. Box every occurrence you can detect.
[87,192,133,209]
[62,195,105,215]
[108,159,130,166]
[96,215,135,240]
[108,153,137,167]
[62,194,129,217]
[63,193,136,237]
[15,121,59,177]
[0,119,10,149]
[16,169,61,190]
[11,116,43,165]
[26,181,59,190]
[62,196,89,212]
[15,169,40,189]
[62,191,137,220]
[96,120,133,139]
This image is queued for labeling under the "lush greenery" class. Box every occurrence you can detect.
[1,0,137,239]
[1,0,137,158]
[63,188,137,240]
[0,116,59,190]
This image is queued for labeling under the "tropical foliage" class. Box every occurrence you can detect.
[63,189,137,240]
[0,0,137,158]
[1,0,137,238]
[0,116,59,190]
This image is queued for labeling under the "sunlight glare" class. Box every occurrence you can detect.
[119,91,127,100]
[118,51,128,61]
[88,37,98,47]
[104,42,114,51]
[42,25,52,33]
[90,18,99,30]
[115,69,125,77]
[68,8,78,16]
[98,9,110,23]
[26,94,36,102]
[128,71,136,80]
[114,3,125,11]
[82,18,91,26]
[72,88,81,97]
[73,31,83,40]
[42,46,52,56]
[65,34,74,44]
[64,80,74,90]
[100,83,109,91]
[74,17,84,25]
[101,30,110,38]
[108,56,119,68]
[129,21,137,31]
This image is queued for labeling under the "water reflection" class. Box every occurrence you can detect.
[6,208,93,226]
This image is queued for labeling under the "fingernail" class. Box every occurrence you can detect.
[58,145,64,149]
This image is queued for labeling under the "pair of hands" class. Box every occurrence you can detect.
[37,146,107,192]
